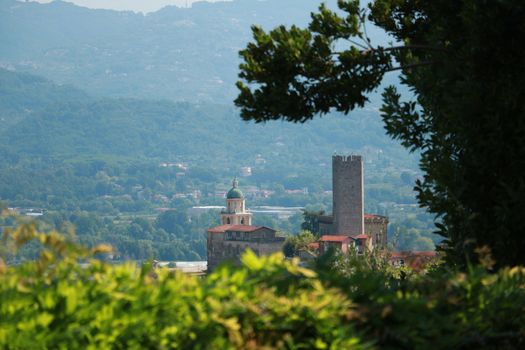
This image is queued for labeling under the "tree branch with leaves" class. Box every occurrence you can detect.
[236,0,525,268]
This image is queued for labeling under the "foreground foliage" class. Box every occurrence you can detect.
[1,225,524,349]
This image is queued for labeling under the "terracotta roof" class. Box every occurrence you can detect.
[319,235,351,242]
[226,225,268,232]
[351,234,370,240]
[207,225,275,233]
[208,225,234,233]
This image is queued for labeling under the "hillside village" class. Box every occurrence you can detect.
[206,155,436,272]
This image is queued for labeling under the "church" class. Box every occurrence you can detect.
[206,178,285,271]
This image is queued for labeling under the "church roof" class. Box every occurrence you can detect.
[227,188,243,199]
[208,224,275,233]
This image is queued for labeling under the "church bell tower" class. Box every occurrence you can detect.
[220,178,252,225]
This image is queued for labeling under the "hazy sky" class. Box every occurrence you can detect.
[30,0,232,13]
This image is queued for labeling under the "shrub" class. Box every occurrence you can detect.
[0,223,524,349]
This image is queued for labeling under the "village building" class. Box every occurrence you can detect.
[318,213,389,250]
[207,179,284,271]
[318,235,353,255]
[318,234,373,255]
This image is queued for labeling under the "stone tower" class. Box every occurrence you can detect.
[332,155,364,235]
[220,178,252,225]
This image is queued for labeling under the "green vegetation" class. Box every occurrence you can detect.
[282,230,317,257]
[1,1,524,347]
[1,223,524,349]
[0,0,439,258]
[1,210,216,262]
[0,67,433,259]
[235,0,525,267]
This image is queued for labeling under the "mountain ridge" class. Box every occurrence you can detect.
[0,0,392,103]
[0,68,411,166]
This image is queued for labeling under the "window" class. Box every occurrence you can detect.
[241,218,245,224]
[226,218,231,224]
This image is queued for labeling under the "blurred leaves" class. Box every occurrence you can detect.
[0,226,524,349]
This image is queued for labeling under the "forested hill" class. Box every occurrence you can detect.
[0,68,432,256]
[0,68,412,170]
[0,0,390,104]
[0,0,431,255]
[0,69,87,129]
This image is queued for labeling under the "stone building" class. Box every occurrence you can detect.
[207,179,284,271]
[318,214,389,250]
[317,155,389,250]
[318,235,352,255]
[362,214,389,249]
[319,234,373,255]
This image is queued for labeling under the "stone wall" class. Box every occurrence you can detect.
[207,230,285,271]
[364,215,389,250]
[207,231,226,272]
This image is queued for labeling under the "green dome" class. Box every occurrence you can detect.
[227,188,244,199]
[226,177,244,199]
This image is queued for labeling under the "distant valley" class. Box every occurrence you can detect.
[0,0,435,259]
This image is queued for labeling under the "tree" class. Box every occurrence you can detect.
[155,210,189,235]
[3,219,525,348]
[235,0,525,268]
[283,230,317,257]
[301,209,325,235]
